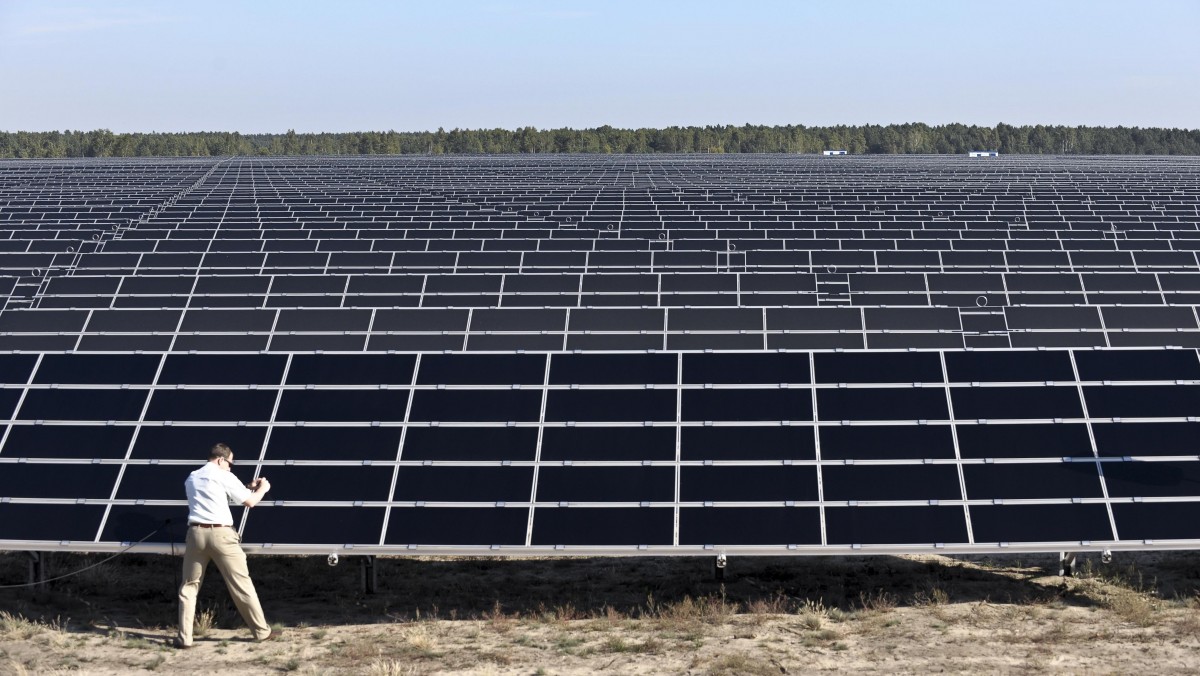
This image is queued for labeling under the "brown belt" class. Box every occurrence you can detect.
[189,523,229,529]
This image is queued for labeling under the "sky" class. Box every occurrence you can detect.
[1,0,1197,133]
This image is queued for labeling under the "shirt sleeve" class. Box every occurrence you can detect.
[220,472,254,506]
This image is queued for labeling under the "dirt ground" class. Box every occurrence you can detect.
[2,550,1199,674]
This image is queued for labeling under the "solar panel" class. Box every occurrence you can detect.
[2,154,1200,561]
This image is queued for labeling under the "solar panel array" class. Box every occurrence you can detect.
[1,154,1199,557]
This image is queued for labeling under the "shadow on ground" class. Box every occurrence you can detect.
[3,550,1198,633]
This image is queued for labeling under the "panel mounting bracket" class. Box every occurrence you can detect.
[713,551,728,581]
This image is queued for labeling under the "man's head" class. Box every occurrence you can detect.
[209,442,234,470]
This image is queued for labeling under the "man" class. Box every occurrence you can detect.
[175,442,277,648]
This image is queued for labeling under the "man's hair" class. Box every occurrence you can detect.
[209,443,233,461]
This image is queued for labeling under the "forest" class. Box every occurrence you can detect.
[1,123,1198,158]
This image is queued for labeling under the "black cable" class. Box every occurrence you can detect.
[0,519,173,589]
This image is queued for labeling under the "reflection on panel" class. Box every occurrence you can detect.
[544,390,676,422]
[1074,349,1200,382]
[19,389,149,421]
[401,426,538,461]
[819,425,954,460]
[385,506,529,545]
[116,464,208,501]
[541,426,677,461]
[1112,502,1200,541]
[393,466,534,502]
[530,507,674,545]
[536,466,675,503]
[102,505,188,544]
[33,354,161,385]
[678,507,821,545]
[955,423,1092,459]
[409,390,543,422]
[276,390,411,422]
[951,386,1084,420]
[962,462,1104,500]
[159,354,287,385]
[266,426,402,461]
[145,390,277,422]
[287,354,417,385]
[253,465,395,502]
[0,354,37,385]
[416,354,545,385]
[1,424,134,459]
[944,350,1074,383]
[1091,422,1200,457]
[680,466,818,502]
[0,503,105,541]
[131,425,268,460]
[242,506,386,544]
[682,353,810,384]
[1102,460,1200,498]
[825,505,969,545]
[549,353,676,385]
[817,388,949,421]
[822,465,962,502]
[814,352,943,384]
[0,463,120,499]
[681,426,815,461]
[681,389,812,422]
[971,504,1114,543]
[1084,386,1200,419]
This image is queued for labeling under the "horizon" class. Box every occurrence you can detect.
[7,121,1200,135]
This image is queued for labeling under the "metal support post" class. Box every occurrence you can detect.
[360,556,377,594]
[27,552,47,586]
[1058,551,1078,577]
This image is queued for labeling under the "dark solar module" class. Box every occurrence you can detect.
[3,154,1200,556]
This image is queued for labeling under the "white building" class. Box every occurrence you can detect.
[968,151,999,157]
[822,150,848,156]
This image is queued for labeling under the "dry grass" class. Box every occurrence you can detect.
[2,551,1200,674]
[193,606,216,637]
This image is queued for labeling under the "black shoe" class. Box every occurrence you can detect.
[172,638,192,649]
[257,630,284,642]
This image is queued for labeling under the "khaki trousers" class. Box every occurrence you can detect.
[177,526,271,645]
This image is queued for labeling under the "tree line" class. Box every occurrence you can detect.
[2,123,1198,158]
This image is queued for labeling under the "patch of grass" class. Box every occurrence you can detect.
[704,652,779,676]
[814,628,839,641]
[366,659,416,676]
[1105,591,1160,627]
[193,607,216,638]
[914,585,950,606]
[0,612,46,641]
[283,656,301,671]
[600,635,664,654]
[647,591,736,629]
[798,598,828,630]
[311,628,328,641]
[146,653,166,670]
[858,589,897,614]
[554,635,585,652]
[745,592,790,615]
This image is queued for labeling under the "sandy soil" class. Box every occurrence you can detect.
[2,551,1199,674]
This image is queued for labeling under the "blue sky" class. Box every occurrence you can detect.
[1,0,1197,132]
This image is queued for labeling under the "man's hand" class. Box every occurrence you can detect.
[242,477,271,508]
